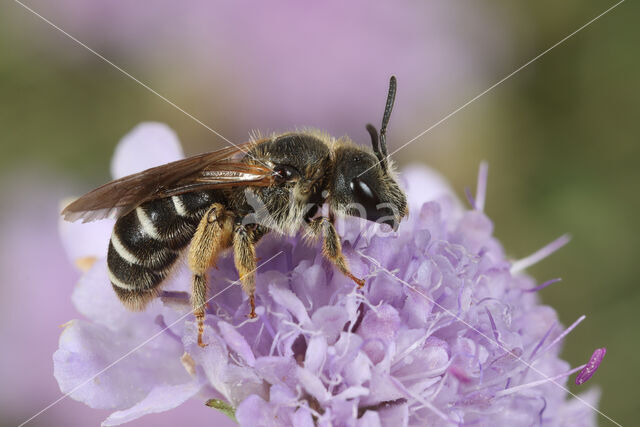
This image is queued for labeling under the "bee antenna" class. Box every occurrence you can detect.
[366,123,385,167]
[380,76,396,159]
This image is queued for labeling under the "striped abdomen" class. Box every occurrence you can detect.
[107,191,220,310]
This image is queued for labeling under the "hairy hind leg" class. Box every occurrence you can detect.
[188,203,233,347]
[233,224,258,318]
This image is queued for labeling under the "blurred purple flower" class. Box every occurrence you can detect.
[12,1,511,140]
[0,171,103,426]
[55,123,603,425]
[0,167,224,426]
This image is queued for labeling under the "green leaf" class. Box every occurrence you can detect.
[205,399,237,422]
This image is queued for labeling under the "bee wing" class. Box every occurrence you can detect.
[62,143,274,223]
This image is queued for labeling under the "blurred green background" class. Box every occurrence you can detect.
[1,1,638,425]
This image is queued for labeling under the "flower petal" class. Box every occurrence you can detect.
[297,366,330,403]
[71,258,160,330]
[359,304,401,364]
[268,285,311,326]
[53,319,192,410]
[357,410,382,427]
[183,322,265,406]
[218,321,256,367]
[401,165,461,213]
[58,215,114,268]
[378,402,409,427]
[102,382,201,426]
[111,122,184,179]
[254,356,298,391]
[305,335,327,374]
[311,305,349,345]
[236,395,277,427]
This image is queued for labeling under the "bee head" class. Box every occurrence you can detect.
[330,144,407,231]
[328,76,407,231]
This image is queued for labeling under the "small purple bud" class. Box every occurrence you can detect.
[575,348,607,385]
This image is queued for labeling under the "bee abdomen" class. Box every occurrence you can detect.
[107,242,172,288]
[107,235,177,310]
[107,194,210,310]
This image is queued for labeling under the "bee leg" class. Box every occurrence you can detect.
[308,217,365,288]
[188,203,233,347]
[233,224,258,318]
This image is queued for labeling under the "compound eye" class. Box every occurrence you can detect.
[274,164,299,183]
[350,177,379,214]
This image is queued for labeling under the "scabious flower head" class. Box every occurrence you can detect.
[55,123,603,426]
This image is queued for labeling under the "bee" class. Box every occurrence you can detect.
[62,76,408,347]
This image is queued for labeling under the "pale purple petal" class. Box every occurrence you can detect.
[235,389,302,426]
[291,407,315,427]
[357,410,382,427]
[305,335,328,374]
[378,402,409,427]
[311,306,349,344]
[102,382,201,426]
[70,258,146,328]
[401,165,462,215]
[235,395,277,427]
[218,321,256,367]
[183,323,265,406]
[111,122,184,179]
[253,357,298,392]
[58,215,114,267]
[334,386,369,401]
[53,319,192,410]
[268,285,311,326]
[363,367,406,406]
[452,211,494,254]
[343,352,372,387]
[297,366,330,403]
[269,384,296,405]
[359,304,401,364]
[330,332,365,377]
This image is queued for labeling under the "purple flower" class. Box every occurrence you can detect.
[0,169,220,426]
[10,1,511,139]
[55,123,603,425]
[0,172,102,425]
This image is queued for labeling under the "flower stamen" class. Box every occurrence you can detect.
[510,235,571,273]
[523,277,562,293]
[495,364,587,398]
[575,347,606,385]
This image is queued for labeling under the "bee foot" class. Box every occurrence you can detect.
[247,294,257,319]
[197,333,208,348]
[347,273,365,289]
